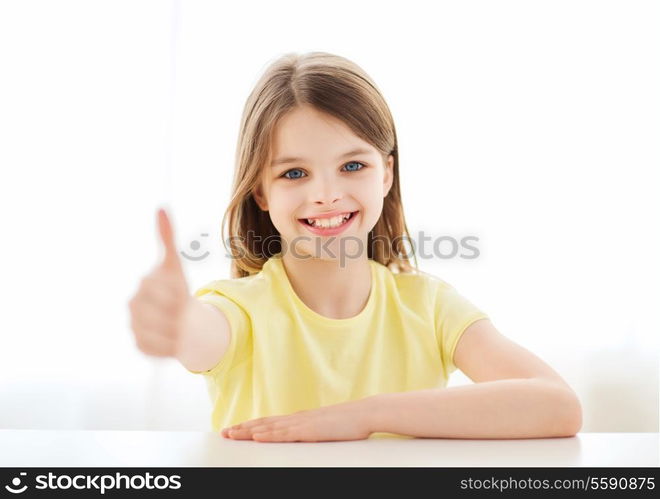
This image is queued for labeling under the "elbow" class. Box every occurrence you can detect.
[555,388,583,437]
[567,395,584,436]
[535,378,583,437]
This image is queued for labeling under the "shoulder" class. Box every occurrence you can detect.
[385,264,485,320]
[373,261,444,311]
[195,272,262,295]
[384,263,447,296]
[193,261,273,313]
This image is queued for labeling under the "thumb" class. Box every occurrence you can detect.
[157,207,184,274]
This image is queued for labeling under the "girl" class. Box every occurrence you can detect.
[128,52,582,442]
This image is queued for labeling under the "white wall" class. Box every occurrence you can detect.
[0,0,657,433]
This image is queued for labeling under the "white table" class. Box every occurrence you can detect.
[0,431,657,467]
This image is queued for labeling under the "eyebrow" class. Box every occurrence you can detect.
[270,148,372,167]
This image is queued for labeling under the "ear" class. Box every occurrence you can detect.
[383,154,394,197]
[252,183,269,211]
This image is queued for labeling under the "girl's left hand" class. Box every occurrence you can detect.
[221,398,375,442]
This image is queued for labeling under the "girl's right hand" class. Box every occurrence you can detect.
[128,208,191,357]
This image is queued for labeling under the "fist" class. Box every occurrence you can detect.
[128,208,191,357]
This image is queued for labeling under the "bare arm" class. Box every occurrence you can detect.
[367,319,582,438]
[367,378,580,439]
[175,298,232,373]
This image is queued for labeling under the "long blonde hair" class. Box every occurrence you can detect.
[221,51,419,278]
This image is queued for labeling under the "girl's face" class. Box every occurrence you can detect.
[254,104,393,262]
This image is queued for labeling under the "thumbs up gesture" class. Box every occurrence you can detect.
[128,208,191,357]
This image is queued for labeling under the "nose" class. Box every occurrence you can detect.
[310,173,343,206]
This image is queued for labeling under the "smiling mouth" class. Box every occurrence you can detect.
[298,211,358,227]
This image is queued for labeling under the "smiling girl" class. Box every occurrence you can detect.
[128,51,582,442]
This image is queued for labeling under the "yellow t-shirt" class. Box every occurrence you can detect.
[187,253,489,438]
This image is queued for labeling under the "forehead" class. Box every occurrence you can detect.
[271,105,374,159]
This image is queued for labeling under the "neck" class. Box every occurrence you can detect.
[280,252,372,320]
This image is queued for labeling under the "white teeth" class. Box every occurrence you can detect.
[306,212,352,228]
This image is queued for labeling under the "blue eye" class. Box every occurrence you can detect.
[281,161,366,180]
[344,161,365,172]
[282,168,305,180]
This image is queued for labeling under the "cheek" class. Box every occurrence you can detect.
[361,189,384,210]
[361,193,385,227]
[355,180,381,201]
[268,192,299,223]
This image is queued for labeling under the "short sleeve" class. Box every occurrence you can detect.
[434,280,489,376]
[185,287,251,378]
